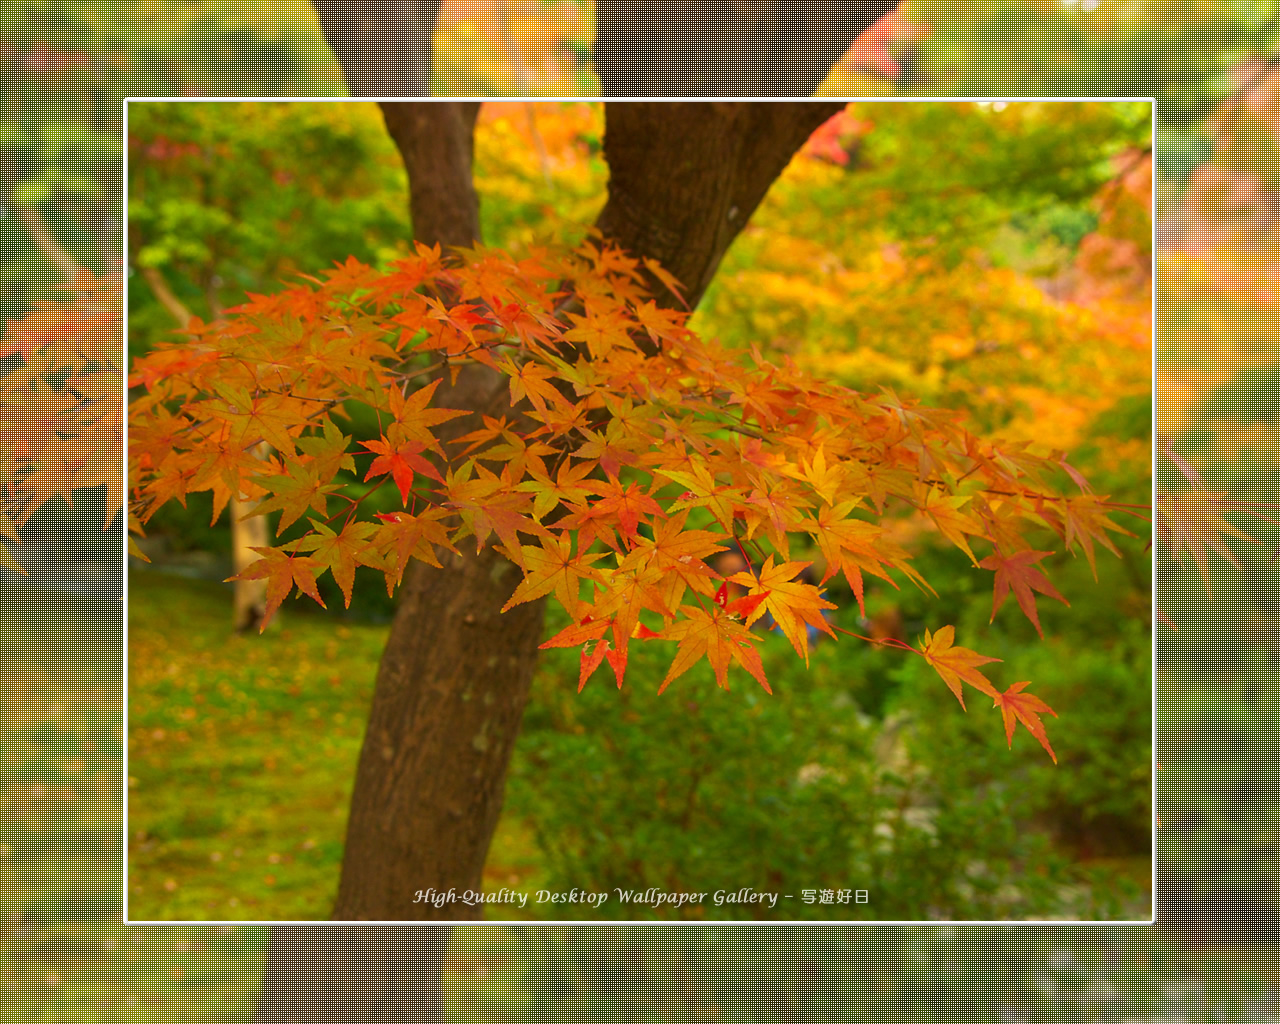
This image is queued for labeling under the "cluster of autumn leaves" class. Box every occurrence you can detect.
[0,272,122,569]
[125,239,1144,762]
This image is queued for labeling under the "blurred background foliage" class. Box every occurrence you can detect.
[4,0,1280,1018]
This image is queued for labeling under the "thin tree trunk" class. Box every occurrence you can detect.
[138,265,191,325]
[232,443,271,632]
[18,206,87,291]
[137,262,271,629]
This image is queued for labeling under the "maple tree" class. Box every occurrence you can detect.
[129,231,1141,767]
[10,0,1280,1015]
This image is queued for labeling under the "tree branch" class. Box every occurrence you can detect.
[594,0,901,97]
[18,206,86,290]
[138,264,193,325]
[311,0,440,96]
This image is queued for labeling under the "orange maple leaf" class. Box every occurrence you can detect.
[993,680,1059,763]
[250,459,343,535]
[1060,494,1134,579]
[540,614,611,652]
[371,508,455,588]
[658,606,770,695]
[806,499,904,617]
[728,556,836,664]
[388,378,469,452]
[919,485,983,566]
[293,519,379,609]
[590,479,662,548]
[502,533,606,613]
[919,625,1001,709]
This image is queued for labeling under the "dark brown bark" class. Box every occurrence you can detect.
[595,103,846,309]
[311,0,439,96]
[330,101,545,925]
[256,96,490,1024]
[324,100,848,928]
[379,102,483,251]
[254,925,450,1023]
[330,364,549,922]
[594,0,901,97]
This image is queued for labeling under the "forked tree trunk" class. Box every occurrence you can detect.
[261,4,897,1018]
[329,100,846,925]
[595,0,900,96]
[257,98,855,1020]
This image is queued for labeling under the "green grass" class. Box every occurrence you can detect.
[122,569,1153,925]
[126,573,385,922]
[1,589,266,1020]
[0,567,1258,1022]
[125,573,549,923]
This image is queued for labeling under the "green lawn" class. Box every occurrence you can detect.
[127,573,378,922]
[2,587,264,1021]
[123,568,1155,926]
[125,572,550,923]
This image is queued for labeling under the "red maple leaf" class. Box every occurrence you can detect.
[978,549,1069,639]
[361,436,442,506]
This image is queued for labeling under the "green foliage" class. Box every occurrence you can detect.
[510,626,892,920]
[1,0,342,326]
[498,924,1235,1022]
[1156,320,1280,907]
[887,617,1151,859]
[696,101,1152,446]
[1160,652,1280,899]
[507,594,1148,922]
[126,101,410,356]
[851,101,1144,260]
[898,0,1270,194]
[904,0,1252,122]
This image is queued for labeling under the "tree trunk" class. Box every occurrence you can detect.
[231,444,271,632]
[254,925,449,1023]
[594,0,901,97]
[325,99,848,924]
[266,4,896,1016]
[378,102,482,249]
[330,367,550,924]
[311,0,440,97]
[594,103,846,310]
[256,100,492,1022]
